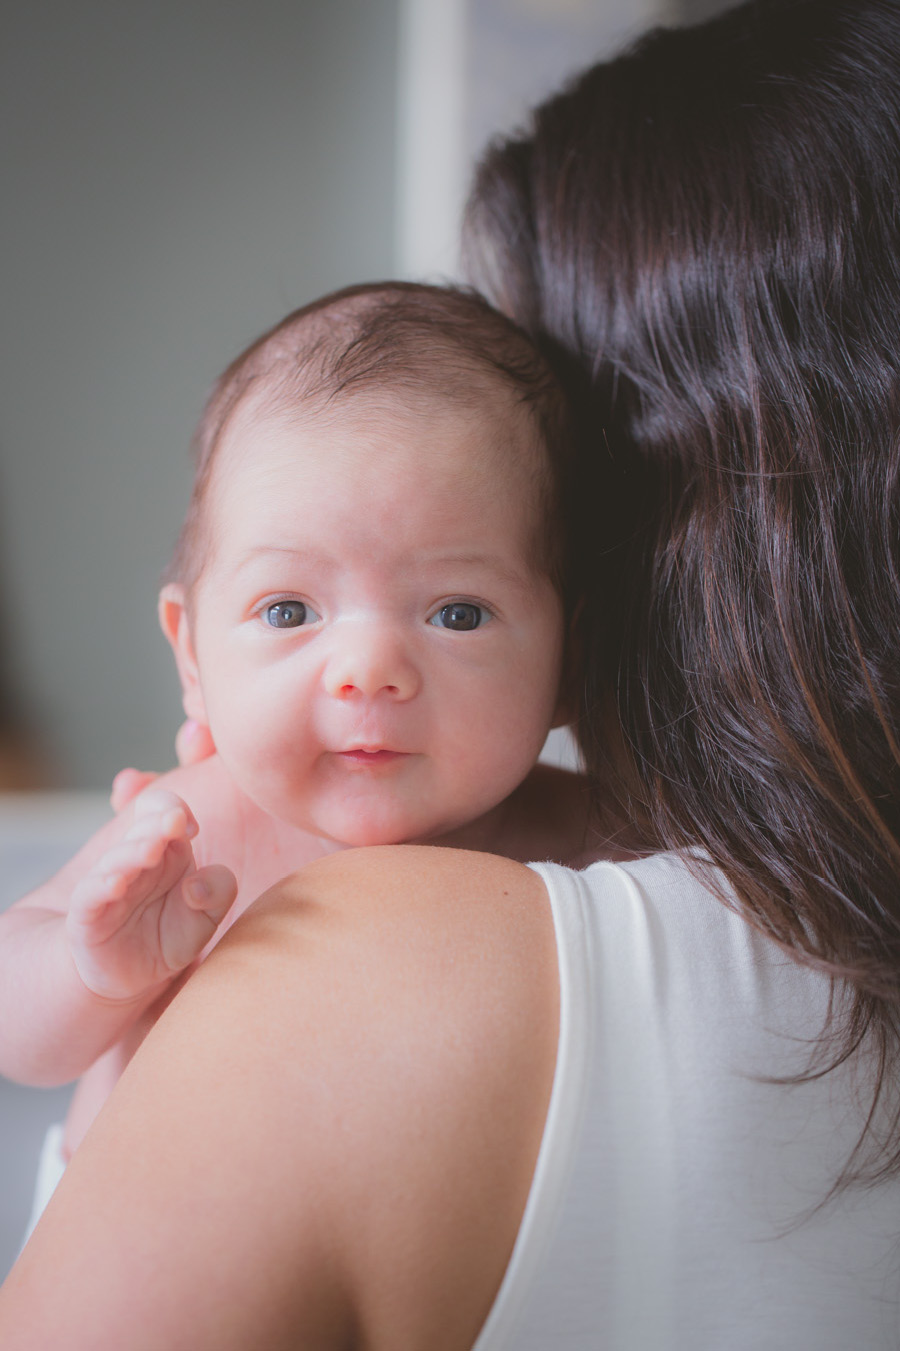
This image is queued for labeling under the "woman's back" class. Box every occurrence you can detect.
[468,0,900,1200]
[4,0,900,1345]
[3,846,896,1349]
[478,854,900,1348]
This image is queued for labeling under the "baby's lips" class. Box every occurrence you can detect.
[335,747,410,767]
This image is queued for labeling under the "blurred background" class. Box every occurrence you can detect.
[0,0,738,791]
[0,0,737,1278]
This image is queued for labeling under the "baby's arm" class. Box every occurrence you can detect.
[0,787,236,1087]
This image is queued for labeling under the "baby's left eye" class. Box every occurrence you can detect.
[263,601,317,629]
[429,602,490,631]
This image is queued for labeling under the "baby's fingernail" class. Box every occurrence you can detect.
[186,877,209,905]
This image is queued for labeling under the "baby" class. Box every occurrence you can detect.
[1,281,601,1223]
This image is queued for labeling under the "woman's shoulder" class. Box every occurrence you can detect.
[0,845,562,1351]
[224,847,563,1123]
[9,846,779,1350]
[215,848,574,1344]
[234,845,558,989]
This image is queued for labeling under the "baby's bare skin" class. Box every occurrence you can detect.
[60,753,602,1156]
[62,754,342,1153]
[0,322,610,1176]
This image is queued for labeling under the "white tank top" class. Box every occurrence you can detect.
[474,852,900,1350]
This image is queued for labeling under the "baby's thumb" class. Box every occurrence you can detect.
[183,865,238,926]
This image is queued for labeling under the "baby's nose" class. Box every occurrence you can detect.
[323,624,420,702]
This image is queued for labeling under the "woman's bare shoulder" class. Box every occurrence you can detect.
[1,846,558,1351]
[241,842,553,941]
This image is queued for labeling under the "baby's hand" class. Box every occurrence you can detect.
[67,789,237,1002]
[109,767,158,812]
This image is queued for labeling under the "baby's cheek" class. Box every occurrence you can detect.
[451,705,542,792]
[238,712,320,790]
[202,694,268,776]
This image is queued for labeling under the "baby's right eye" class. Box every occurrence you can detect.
[263,601,314,628]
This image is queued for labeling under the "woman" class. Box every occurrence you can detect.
[2,0,899,1346]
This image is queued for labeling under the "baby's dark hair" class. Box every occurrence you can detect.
[168,281,582,604]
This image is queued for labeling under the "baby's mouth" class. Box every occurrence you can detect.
[337,748,406,766]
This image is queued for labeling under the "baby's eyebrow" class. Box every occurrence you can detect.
[242,546,301,558]
[229,544,328,571]
[228,545,537,591]
[417,552,537,590]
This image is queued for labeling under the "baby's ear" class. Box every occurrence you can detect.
[158,584,209,726]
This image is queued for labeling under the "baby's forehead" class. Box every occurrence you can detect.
[216,375,544,482]
[198,384,552,580]
[173,286,569,595]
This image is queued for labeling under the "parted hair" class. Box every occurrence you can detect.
[466,0,900,1186]
[169,281,583,601]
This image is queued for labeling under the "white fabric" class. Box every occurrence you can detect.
[474,852,900,1350]
[21,1122,66,1248]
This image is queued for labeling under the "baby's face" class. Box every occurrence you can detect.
[170,393,566,847]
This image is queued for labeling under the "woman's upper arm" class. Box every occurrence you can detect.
[0,845,560,1351]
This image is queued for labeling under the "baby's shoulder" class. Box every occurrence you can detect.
[151,758,334,896]
[148,757,269,870]
[152,755,241,819]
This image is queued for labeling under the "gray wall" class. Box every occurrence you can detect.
[467,0,669,161]
[0,1,399,788]
[670,0,743,20]
[0,0,745,793]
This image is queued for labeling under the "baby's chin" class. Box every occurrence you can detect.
[318,818,459,850]
[323,808,508,853]
[273,805,489,851]
[239,774,510,852]
[253,800,430,849]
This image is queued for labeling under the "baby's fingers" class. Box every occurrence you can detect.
[70,868,131,921]
[131,788,199,841]
[95,828,185,889]
[158,865,238,970]
[110,767,158,813]
[182,865,238,926]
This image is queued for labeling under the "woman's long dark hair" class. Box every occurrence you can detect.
[466,0,900,1185]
